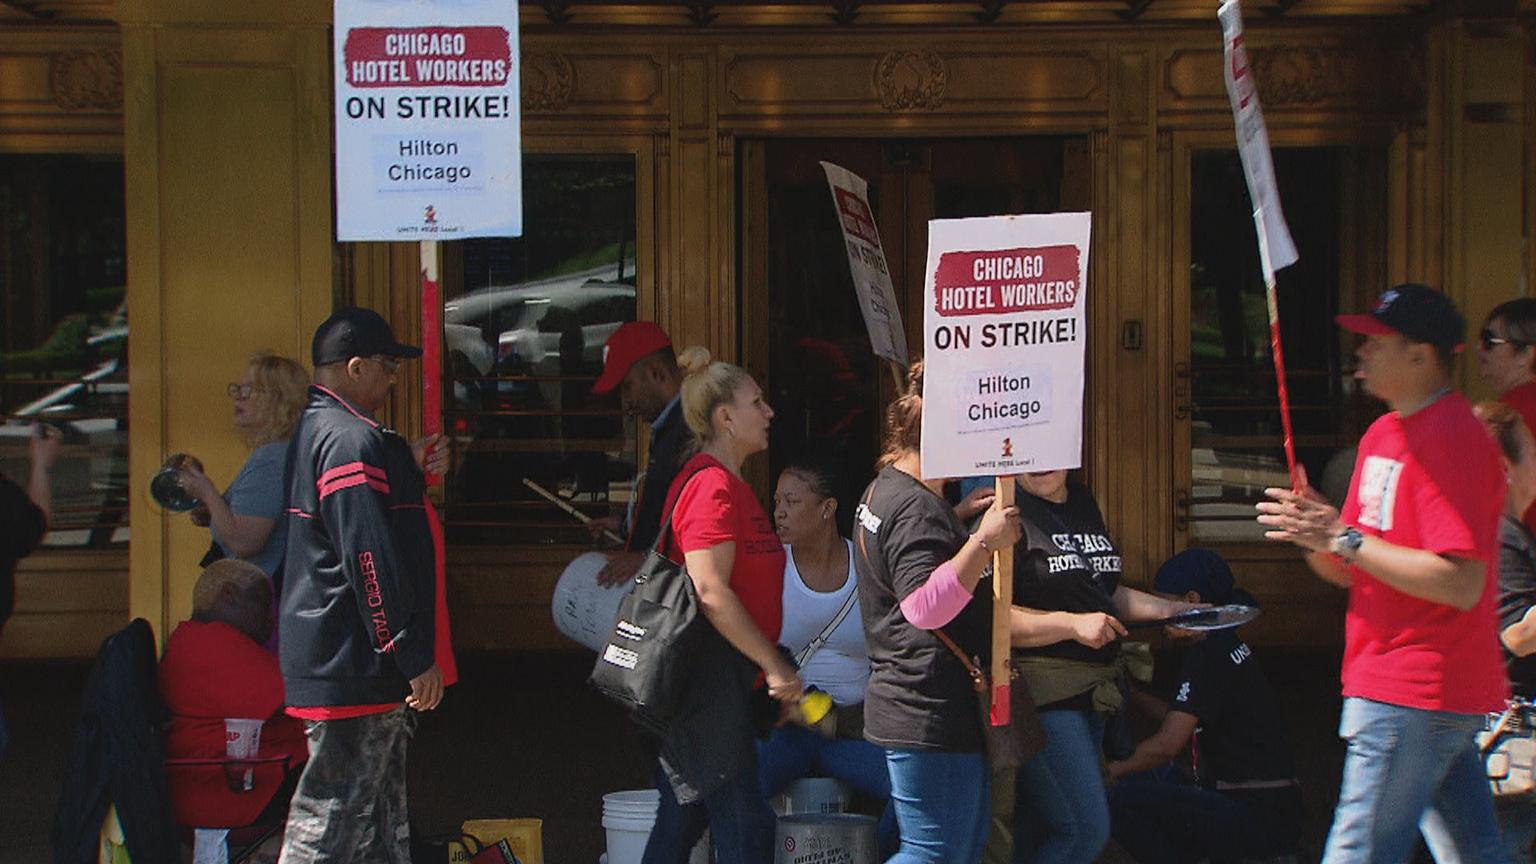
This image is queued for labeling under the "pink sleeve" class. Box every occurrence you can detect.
[899,561,973,630]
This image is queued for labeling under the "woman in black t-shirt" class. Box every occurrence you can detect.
[854,361,1023,864]
[1006,469,1199,864]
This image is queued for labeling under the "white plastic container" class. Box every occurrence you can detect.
[774,813,877,864]
[601,789,709,864]
[552,552,628,652]
[773,777,850,816]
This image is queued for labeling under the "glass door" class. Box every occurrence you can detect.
[1172,139,1388,556]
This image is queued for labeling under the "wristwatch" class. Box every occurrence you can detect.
[1330,527,1365,561]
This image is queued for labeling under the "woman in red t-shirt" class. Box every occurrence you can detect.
[641,346,801,864]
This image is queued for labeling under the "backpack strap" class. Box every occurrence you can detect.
[645,461,716,561]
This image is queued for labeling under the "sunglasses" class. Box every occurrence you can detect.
[369,355,402,374]
[227,383,263,399]
[1480,329,1527,352]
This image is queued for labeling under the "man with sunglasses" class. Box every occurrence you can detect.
[1482,298,1536,534]
[278,307,456,864]
[1259,284,1510,863]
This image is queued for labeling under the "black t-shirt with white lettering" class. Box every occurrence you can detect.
[1171,630,1295,786]
[1012,479,1123,666]
[854,466,989,753]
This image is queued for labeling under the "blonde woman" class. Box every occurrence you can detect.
[642,346,801,864]
[182,352,309,583]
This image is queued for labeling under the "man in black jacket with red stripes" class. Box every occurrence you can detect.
[278,307,453,864]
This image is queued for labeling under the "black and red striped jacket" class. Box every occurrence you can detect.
[280,385,439,708]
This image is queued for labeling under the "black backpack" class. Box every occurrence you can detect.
[588,468,708,733]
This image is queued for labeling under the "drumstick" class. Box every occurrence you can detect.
[522,477,626,545]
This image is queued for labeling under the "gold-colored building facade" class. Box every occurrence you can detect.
[2,0,1533,657]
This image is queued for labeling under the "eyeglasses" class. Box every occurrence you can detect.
[1480,328,1525,352]
[370,355,401,374]
[227,383,263,400]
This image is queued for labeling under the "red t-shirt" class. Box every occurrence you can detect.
[158,621,310,827]
[1501,381,1536,533]
[1338,391,1509,713]
[662,453,786,643]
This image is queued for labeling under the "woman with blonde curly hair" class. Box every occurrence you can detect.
[182,352,309,590]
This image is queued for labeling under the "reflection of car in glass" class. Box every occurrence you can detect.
[0,356,130,547]
[443,270,635,411]
[442,270,636,532]
[495,282,634,402]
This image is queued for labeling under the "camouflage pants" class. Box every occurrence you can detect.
[277,706,417,864]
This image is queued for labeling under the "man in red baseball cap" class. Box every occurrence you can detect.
[590,321,687,586]
[1259,283,1509,861]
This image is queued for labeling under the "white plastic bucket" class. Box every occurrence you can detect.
[774,813,877,864]
[601,789,709,864]
[773,777,850,816]
[552,552,628,652]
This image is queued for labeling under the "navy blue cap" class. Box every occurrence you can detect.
[312,307,422,367]
[1154,549,1236,606]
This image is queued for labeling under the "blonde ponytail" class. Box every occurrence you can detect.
[677,346,753,445]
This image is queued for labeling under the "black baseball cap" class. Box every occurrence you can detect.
[312,307,422,367]
[1335,283,1465,351]
[1153,548,1235,606]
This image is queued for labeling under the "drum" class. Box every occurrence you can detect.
[1479,699,1536,799]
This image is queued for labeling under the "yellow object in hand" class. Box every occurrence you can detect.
[800,687,834,726]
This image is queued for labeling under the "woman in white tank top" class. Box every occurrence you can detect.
[759,459,895,855]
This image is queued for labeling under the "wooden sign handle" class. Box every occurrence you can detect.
[990,476,1015,726]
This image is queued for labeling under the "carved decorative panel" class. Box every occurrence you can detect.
[873,49,948,111]
[1249,47,1335,107]
[50,47,121,110]
[517,49,666,120]
[721,46,1103,118]
[522,51,574,111]
[1160,44,1386,113]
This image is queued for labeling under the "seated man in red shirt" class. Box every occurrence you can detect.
[159,559,307,829]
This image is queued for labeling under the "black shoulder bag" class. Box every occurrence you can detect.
[588,467,709,734]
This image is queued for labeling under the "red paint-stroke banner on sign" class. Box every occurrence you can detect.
[344,26,512,88]
[932,245,1082,317]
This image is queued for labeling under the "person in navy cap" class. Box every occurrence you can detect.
[588,321,688,586]
[1259,284,1511,863]
[1105,549,1302,863]
[278,307,456,864]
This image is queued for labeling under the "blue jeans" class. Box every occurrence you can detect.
[1323,697,1512,864]
[1014,709,1110,864]
[642,759,776,864]
[885,747,990,864]
[756,724,898,855]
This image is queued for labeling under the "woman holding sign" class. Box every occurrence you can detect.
[1005,470,1201,864]
[853,361,1024,864]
